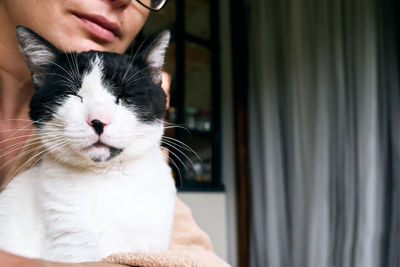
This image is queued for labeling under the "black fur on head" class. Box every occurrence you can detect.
[15,26,170,125]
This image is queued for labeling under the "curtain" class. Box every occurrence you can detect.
[248,0,400,266]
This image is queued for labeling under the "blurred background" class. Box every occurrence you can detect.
[133,0,400,266]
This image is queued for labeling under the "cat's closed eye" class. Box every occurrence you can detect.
[73,94,83,103]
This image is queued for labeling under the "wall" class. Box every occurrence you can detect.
[178,192,228,260]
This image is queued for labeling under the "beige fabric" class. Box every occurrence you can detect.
[104,197,230,267]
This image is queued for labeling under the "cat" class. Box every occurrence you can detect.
[0,26,176,263]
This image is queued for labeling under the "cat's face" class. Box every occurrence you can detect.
[15,26,169,167]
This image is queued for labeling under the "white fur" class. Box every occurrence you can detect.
[0,57,176,262]
[145,31,170,83]
[146,31,170,70]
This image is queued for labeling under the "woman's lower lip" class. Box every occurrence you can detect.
[77,16,116,43]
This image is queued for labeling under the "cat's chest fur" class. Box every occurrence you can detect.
[0,147,175,262]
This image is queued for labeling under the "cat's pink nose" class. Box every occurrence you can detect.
[89,119,107,135]
[87,107,112,131]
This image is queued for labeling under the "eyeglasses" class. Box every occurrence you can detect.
[136,0,168,11]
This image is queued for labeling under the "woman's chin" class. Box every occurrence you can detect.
[54,36,123,54]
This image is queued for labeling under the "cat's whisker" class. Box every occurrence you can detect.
[0,132,65,146]
[70,52,81,85]
[0,129,36,133]
[31,121,65,127]
[155,118,191,129]
[0,139,43,155]
[49,61,77,85]
[0,121,36,142]
[31,131,65,136]
[73,51,81,78]
[44,72,77,87]
[162,136,199,155]
[124,67,155,85]
[124,65,154,81]
[0,136,64,160]
[0,139,46,157]
[161,140,200,177]
[166,155,182,186]
[0,120,35,133]
[0,118,34,123]
[3,118,65,128]
[51,44,78,82]
[0,131,63,141]
[0,133,53,145]
[161,137,202,163]
[161,138,192,153]
[62,48,80,84]
[63,50,74,76]
[163,126,191,135]
[155,118,188,127]
[0,119,63,128]
[58,80,76,90]
[0,133,64,150]
[59,81,77,90]
[163,125,189,129]
[124,75,156,87]
[0,138,68,172]
[122,35,152,83]
[7,139,69,180]
[0,130,65,139]
[164,148,188,172]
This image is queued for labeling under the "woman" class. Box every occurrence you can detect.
[0,0,229,266]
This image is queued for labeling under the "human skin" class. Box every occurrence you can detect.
[0,0,168,266]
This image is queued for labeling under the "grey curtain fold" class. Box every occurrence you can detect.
[248,0,400,266]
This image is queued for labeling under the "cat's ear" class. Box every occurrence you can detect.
[15,25,61,88]
[140,30,170,84]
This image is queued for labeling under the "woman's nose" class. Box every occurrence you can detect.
[108,0,132,9]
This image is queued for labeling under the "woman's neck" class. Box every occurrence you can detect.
[0,47,35,184]
[0,70,33,119]
[0,4,36,183]
[0,71,35,182]
[0,1,35,119]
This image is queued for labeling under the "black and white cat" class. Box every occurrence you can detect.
[0,26,176,262]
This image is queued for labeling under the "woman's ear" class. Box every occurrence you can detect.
[15,26,61,88]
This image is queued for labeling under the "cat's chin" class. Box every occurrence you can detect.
[82,143,123,163]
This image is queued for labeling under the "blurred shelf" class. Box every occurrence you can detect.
[186,129,213,138]
[184,33,212,49]
[177,183,225,192]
